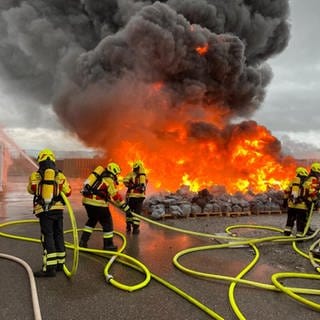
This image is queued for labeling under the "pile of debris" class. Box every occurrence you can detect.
[144,186,284,220]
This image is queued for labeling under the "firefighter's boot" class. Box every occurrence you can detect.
[283,227,292,236]
[34,266,56,278]
[79,231,90,248]
[103,238,118,251]
[306,227,315,236]
[132,225,140,235]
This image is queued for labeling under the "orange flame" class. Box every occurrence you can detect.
[86,84,297,195]
[110,121,296,194]
[152,81,164,91]
[196,43,209,55]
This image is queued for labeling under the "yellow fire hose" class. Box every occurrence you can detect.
[0,191,76,320]
[272,272,320,311]
[60,192,79,278]
[133,212,320,318]
[0,227,151,293]
[303,202,315,237]
[2,204,320,319]
[0,192,80,278]
[63,227,151,292]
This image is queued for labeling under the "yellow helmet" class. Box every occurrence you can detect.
[296,167,308,177]
[107,162,121,175]
[37,149,55,163]
[311,162,320,173]
[133,160,144,169]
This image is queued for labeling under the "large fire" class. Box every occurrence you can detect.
[0,0,296,195]
[111,109,297,195]
[39,0,296,196]
[77,35,297,195]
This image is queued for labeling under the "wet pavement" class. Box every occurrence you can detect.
[1,177,320,320]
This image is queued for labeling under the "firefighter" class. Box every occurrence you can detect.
[303,163,320,233]
[27,149,72,277]
[303,162,320,256]
[282,166,309,237]
[79,162,132,250]
[123,160,148,234]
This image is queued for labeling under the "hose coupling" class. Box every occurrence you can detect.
[106,274,114,282]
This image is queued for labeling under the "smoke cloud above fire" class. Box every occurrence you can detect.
[0,0,296,192]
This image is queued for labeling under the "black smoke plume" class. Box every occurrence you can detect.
[0,0,290,157]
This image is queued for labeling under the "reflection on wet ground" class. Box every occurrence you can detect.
[2,178,320,319]
[0,178,285,282]
[0,178,34,221]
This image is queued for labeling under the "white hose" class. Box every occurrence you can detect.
[0,253,42,320]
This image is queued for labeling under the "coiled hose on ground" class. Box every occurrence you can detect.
[1,202,320,319]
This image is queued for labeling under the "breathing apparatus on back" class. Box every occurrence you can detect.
[41,167,57,211]
[82,165,106,196]
[81,162,121,202]
[36,149,59,211]
[290,167,308,204]
[132,160,147,193]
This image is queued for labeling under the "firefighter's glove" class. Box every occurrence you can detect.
[81,185,92,196]
[120,202,132,216]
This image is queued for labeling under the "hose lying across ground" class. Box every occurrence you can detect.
[0,252,42,320]
[135,213,320,319]
[1,203,320,319]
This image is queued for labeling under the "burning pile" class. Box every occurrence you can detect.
[0,0,295,194]
[111,119,296,194]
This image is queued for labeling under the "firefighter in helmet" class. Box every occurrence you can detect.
[283,166,309,237]
[123,160,148,234]
[303,162,320,256]
[27,149,72,277]
[303,163,320,230]
[79,162,133,250]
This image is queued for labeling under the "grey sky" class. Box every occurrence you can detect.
[252,0,320,157]
[0,0,319,158]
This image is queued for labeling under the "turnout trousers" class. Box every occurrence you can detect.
[284,207,308,235]
[126,197,145,226]
[80,204,116,249]
[38,209,65,271]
